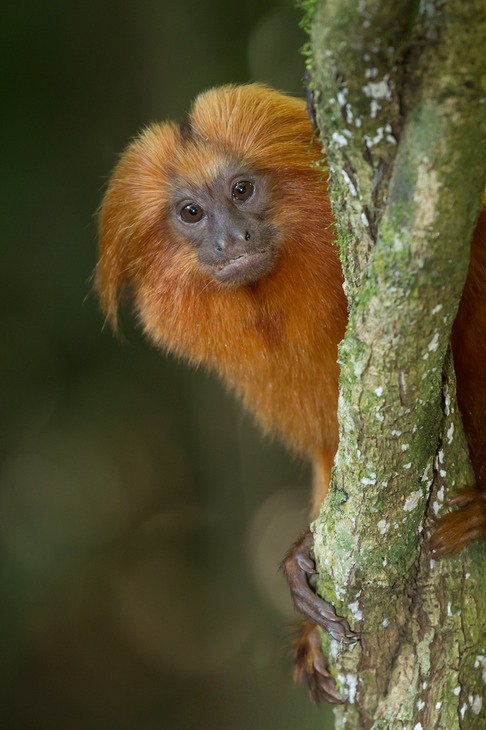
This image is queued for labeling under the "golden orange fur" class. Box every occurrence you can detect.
[98,83,486,547]
[98,84,347,510]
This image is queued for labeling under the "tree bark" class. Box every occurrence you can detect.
[301,0,486,726]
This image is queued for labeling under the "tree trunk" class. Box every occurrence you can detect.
[300,0,486,726]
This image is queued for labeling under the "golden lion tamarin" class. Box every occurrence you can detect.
[97,83,486,703]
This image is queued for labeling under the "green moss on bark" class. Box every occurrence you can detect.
[303,0,486,726]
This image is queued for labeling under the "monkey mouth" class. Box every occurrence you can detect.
[212,249,277,286]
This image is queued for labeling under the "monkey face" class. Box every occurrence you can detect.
[168,163,281,288]
[97,85,325,329]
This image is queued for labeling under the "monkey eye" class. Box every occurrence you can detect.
[231,180,254,202]
[180,203,204,223]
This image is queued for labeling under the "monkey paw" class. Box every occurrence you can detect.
[292,619,343,704]
[431,487,486,556]
[282,530,358,643]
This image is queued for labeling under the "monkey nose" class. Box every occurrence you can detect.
[214,231,251,254]
[214,235,228,253]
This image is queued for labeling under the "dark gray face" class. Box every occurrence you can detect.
[169,164,280,287]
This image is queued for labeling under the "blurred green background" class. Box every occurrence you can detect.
[1,2,334,728]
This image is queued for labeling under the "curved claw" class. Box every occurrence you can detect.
[282,530,358,644]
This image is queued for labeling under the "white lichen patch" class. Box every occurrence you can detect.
[432,500,442,516]
[345,105,354,124]
[361,473,377,486]
[334,583,345,601]
[453,686,461,696]
[432,303,443,315]
[382,618,389,628]
[337,89,348,107]
[460,703,468,719]
[362,76,392,101]
[363,123,396,148]
[436,453,446,477]
[435,701,442,710]
[403,462,412,470]
[332,131,349,147]
[329,638,340,660]
[341,169,358,196]
[361,73,392,118]
[370,99,380,118]
[391,430,402,437]
[471,695,483,714]
[401,444,410,452]
[417,699,425,710]
[446,423,454,444]
[375,386,384,397]
[360,211,369,227]
[413,723,423,730]
[444,392,452,416]
[474,655,486,683]
[404,489,422,511]
[348,601,363,621]
[377,520,390,535]
[346,673,358,704]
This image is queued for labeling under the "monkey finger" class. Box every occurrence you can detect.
[431,490,486,555]
[282,529,358,643]
[448,487,486,508]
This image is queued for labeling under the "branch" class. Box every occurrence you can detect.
[303,0,486,724]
